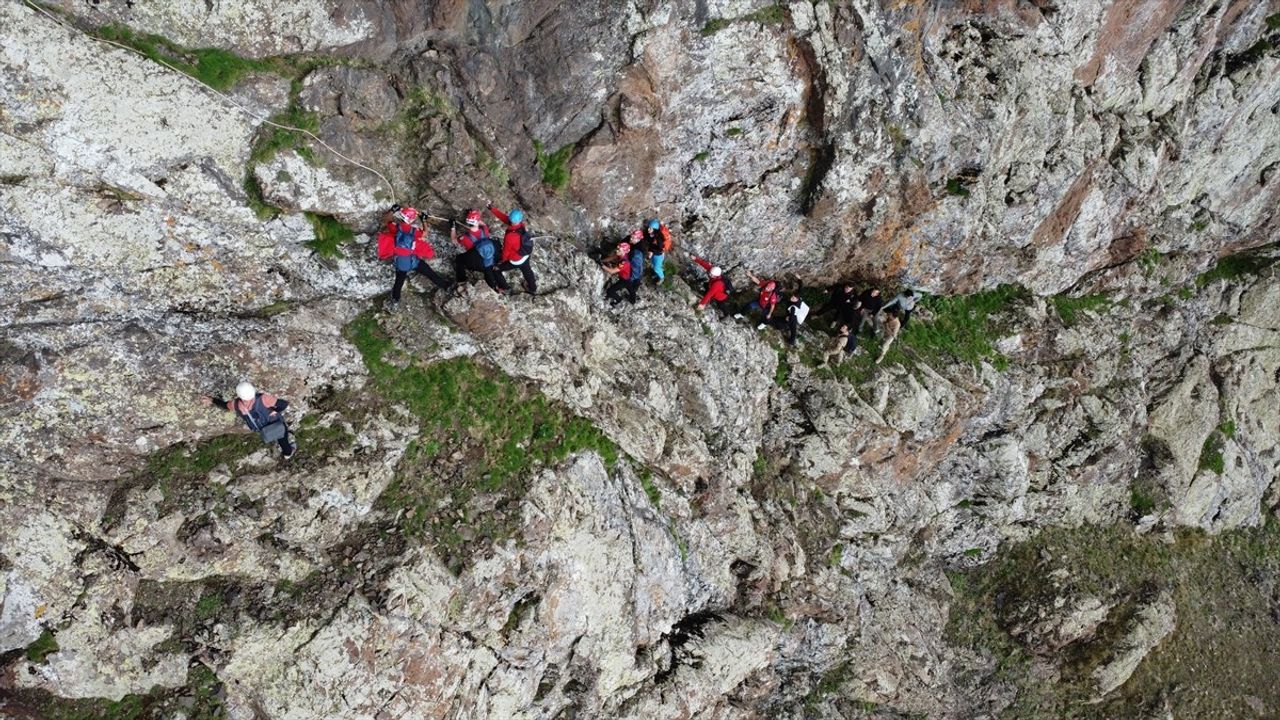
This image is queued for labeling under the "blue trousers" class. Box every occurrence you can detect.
[651,254,665,282]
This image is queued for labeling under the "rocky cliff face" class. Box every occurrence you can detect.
[2,0,1279,718]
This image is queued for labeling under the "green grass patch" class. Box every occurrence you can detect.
[305,213,355,258]
[693,151,710,162]
[533,140,575,193]
[639,470,662,508]
[25,629,58,664]
[947,521,1280,717]
[700,17,733,35]
[743,4,787,24]
[346,313,619,571]
[1051,292,1112,327]
[1199,432,1226,475]
[14,662,228,720]
[95,24,287,91]
[725,126,744,137]
[194,592,224,620]
[1195,246,1278,288]
[1268,12,1280,30]
[833,285,1028,383]
[248,103,321,166]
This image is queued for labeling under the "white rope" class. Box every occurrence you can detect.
[21,0,398,199]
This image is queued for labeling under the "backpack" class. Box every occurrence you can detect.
[628,248,646,281]
[239,395,287,444]
[392,224,418,271]
[475,235,496,267]
[517,227,534,258]
[721,273,736,296]
[656,225,672,254]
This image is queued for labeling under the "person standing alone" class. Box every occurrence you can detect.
[201,381,295,459]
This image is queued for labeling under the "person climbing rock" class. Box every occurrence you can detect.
[451,209,509,294]
[820,325,852,367]
[774,292,811,346]
[735,270,781,329]
[882,289,917,329]
[819,282,863,331]
[691,255,731,313]
[641,218,672,284]
[603,241,644,305]
[859,286,884,334]
[375,206,451,312]
[201,382,295,459]
[489,204,537,295]
[876,307,903,364]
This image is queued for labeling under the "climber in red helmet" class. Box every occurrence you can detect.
[375,205,451,312]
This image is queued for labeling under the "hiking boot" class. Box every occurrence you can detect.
[733,313,745,320]
[384,298,400,313]
[756,323,767,331]
[283,449,296,460]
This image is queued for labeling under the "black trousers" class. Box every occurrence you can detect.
[498,259,537,294]
[607,278,640,304]
[773,314,799,345]
[454,252,508,291]
[392,263,450,300]
[277,428,295,456]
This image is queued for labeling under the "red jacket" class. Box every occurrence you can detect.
[693,257,728,306]
[489,207,528,263]
[376,222,433,260]
[756,280,780,312]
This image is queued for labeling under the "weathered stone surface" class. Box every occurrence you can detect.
[2,0,1280,717]
[1091,592,1177,697]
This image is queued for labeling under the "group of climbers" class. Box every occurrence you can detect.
[210,200,918,459]
[601,218,674,305]
[377,203,536,310]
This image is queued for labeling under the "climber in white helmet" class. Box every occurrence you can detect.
[201,381,295,459]
[690,255,732,313]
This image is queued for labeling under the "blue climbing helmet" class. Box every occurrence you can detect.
[509,209,525,225]
[646,218,660,230]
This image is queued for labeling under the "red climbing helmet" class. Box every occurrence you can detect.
[765,281,777,292]
[465,209,481,228]
[399,207,419,223]
[618,242,631,254]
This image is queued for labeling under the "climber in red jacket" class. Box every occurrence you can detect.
[488,204,537,295]
[691,255,731,312]
[375,206,451,312]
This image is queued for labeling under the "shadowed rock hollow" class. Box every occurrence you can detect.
[2,0,1279,718]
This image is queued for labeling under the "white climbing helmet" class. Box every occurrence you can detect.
[710,266,723,278]
[236,381,256,402]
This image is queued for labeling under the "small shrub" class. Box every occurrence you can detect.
[1199,433,1226,475]
[1196,248,1279,288]
[1130,489,1156,516]
[1051,292,1112,327]
[725,127,744,137]
[944,177,971,197]
[693,151,710,162]
[533,140,574,192]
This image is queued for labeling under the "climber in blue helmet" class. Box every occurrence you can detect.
[488,204,536,295]
[640,218,672,284]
